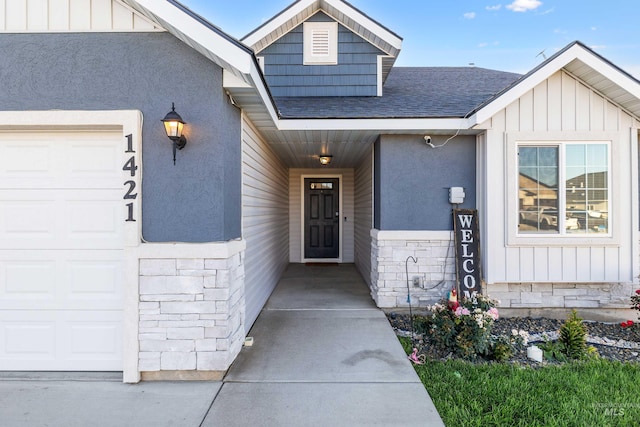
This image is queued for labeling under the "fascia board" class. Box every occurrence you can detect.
[470,46,584,125]
[123,0,253,75]
[276,117,471,132]
[248,66,281,123]
[323,0,402,52]
[242,0,316,47]
[471,44,640,126]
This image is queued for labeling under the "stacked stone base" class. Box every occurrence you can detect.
[369,230,636,321]
[370,230,456,308]
[135,242,245,379]
[487,282,636,322]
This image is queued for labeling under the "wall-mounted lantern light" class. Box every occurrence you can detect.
[319,155,333,166]
[161,103,187,165]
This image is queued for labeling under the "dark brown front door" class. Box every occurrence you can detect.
[304,178,339,259]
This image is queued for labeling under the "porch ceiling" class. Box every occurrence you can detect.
[227,76,476,168]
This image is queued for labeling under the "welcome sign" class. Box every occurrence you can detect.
[453,209,482,299]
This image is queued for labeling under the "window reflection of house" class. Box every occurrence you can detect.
[566,171,608,232]
[518,172,559,232]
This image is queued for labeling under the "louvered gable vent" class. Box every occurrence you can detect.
[303,22,338,65]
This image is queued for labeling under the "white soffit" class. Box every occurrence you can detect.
[471,43,640,125]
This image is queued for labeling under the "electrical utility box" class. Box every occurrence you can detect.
[449,187,465,204]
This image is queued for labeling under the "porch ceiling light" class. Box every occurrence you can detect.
[161,103,187,165]
[319,155,333,166]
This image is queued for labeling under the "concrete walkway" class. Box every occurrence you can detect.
[203,264,444,426]
[0,264,444,427]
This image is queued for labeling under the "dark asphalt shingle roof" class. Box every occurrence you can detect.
[275,67,522,119]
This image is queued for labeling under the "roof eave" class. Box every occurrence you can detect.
[470,41,640,125]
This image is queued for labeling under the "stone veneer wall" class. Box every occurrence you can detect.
[137,250,245,376]
[486,282,634,309]
[370,230,635,313]
[370,230,456,307]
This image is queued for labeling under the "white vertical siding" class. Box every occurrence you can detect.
[482,70,639,284]
[354,147,373,285]
[0,0,163,32]
[289,168,355,263]
[242,116,289,328]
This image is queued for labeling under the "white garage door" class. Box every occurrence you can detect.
[0,131,124,371]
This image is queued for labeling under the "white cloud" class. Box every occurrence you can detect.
[478,42,489,48]
[591,26,597,31]
[506,0,543,12]
[464,12,477,19]
[486,5,502,11]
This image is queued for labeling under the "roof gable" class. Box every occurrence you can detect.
[472,41,640,125]
[241,0,402,82]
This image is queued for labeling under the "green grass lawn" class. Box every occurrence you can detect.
[400,339,640,426]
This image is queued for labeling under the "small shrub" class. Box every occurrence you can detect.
[427,294,499,360]
[559,309,588,360]
[491,336,513,362]
[539,339,569,362]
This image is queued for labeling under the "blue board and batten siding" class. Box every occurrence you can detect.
[260,12,385,97]
[374,135,477,230]
[0,32,241,243]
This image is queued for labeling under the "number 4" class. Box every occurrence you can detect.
[123,156,138,177]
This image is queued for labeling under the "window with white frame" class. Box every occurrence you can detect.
[303,22,338,65]
[518,143,609,235]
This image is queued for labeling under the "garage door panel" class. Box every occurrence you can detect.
[2,321,56,358]
[0,190,123,249]
[66,196,122,246]
[0,131,122,189]
[1,198,57,239]
[3,260,56,297]
[1,311,122,370]
[1,141,53,177]
[0,251,123,310]
[68,141,122,180]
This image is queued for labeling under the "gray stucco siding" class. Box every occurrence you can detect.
[260,12,384,97]
[0,32,241,243]
[374,135,476,230]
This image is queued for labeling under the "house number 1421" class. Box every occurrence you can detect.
[123,134,138,222]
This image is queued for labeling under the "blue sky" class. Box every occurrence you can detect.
[180,0,639,78]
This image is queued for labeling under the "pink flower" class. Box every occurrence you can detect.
[454,306,470,317]
[487,307,499,320]
[635,289,640,295]
[621,320,634,328]
[621,322,628,328]
[628,320,635,327]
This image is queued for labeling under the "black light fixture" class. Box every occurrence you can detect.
[161,103,187,165]
[319,155,333,166]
